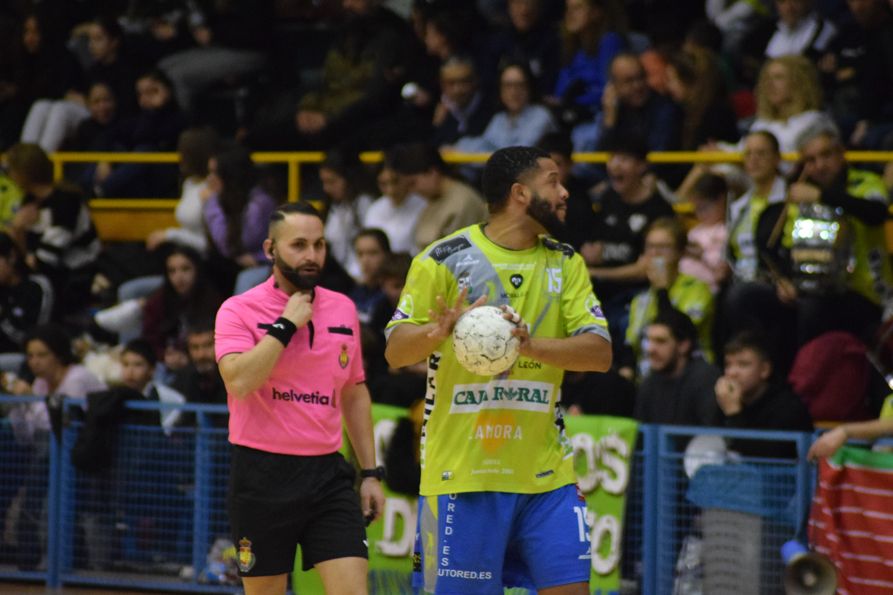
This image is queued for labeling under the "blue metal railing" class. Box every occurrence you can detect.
[0,395,834,594]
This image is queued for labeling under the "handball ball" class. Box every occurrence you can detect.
[452,305,521,376]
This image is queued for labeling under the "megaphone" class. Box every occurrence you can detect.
[781,540,837,595]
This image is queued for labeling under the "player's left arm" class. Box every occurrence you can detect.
[517,332,611,372]
[342,381,385,523]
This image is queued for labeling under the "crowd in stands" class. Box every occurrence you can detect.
[1,0,893,569]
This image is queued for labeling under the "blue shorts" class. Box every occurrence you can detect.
[412,485,592,594]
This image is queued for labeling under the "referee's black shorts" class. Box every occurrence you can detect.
[227,445,368,577]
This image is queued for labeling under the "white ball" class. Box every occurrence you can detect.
[452,305,521,376]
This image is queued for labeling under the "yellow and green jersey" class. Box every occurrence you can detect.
[386,224,610,496]
[626,272,715,375]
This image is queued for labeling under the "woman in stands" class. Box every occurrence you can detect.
[320,151,375,282]
[7,324,106,569]
[141,244,222,371]
[747,55,833,155]
[664,47,739,150]
[203,143,277,294]
[453,60,557,153]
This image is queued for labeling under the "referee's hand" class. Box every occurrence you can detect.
[282,292,313,328]
[360,476,386,525]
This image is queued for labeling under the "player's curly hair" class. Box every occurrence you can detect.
[481,146,550,213]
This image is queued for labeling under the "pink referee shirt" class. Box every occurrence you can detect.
[215,277,365,456]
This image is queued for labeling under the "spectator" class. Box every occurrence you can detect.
[747,55,834,155]
[203,144,278,295]
[320,152,375,282]
[158,0,270,115]
[596,53,682,153]
[12,12,87,153]
[431,56,494,147]
[452,60,557,153]
[622,217,715,378]
[365,159,428,255]
[759,124,891,347]
[715,330,813,458]
[82,16,139,114]
[141,245,223,372]
[484,0,563,97]
[537,131,596,250]
[66,81,125,153]
[0,232,53,371]
[664,47,739,150]
[549,0,626,129]
[4,143,101,322]
[119,338,185,433]
[635,306,722,426]
[388,143,488,252]
[7,324,107,569]
[170,320,228,415]
[349,228,391,324]
[581,138,676,349]
[0,12,83,149]
[705,0,772,56]
[763,0,837,60]
[245,0,414,150]
[678,173,730,292]
[91,69,187,199]
[145,127,220,255]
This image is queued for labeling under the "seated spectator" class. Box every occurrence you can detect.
[548,0,626,129]
[623,217,715,378]
[91,69,187,199]
[157,0,270,115]
[537,131,596,251]
[141,245,223,371]
[453,60,557,153]
[715,330,813,458]
[746,55,834,156]
[365,159,428,255]
[170,321,228,424]
[484,0,562,97]
[0,12,83,149]
[595,53,682,153]
[431,56,494,148]
[635,306,722,426]
[388,143,488,252]
[244,0,414,150]
[705,0,771,56]
[320,152,375,282]
[145,127,220,255]
[119,338,185,433]
[7,324,107,569]
[14,12,87,153]
[581,138,676,352]
[763,0,836,60]
[349,229,391,324]
[758,124,891,347]
[82,16,139,114]
[0,232,53,371]
[203,144,278,295]
[66,81,125,153]
[664,47,739,150]
[678,173,729,293]
[4,143,101,322]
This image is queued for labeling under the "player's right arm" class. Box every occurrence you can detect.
[385,287,485,368]
[218,292,313,398]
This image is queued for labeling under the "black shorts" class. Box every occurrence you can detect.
[227,445,368,576]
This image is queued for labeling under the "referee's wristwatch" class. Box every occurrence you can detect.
[360,466,386,481]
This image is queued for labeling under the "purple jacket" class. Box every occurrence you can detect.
[204,187,277,262]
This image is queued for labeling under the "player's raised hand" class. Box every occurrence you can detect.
[427,287,487,341]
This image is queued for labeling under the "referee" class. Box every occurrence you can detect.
[215,202,385,595]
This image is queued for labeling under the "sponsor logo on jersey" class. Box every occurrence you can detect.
[585,294,605,319]
[450,380,552,413]
[509,274,523,288]
[430,236,472,263]
[272,387,333,406]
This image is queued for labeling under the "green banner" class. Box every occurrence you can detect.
[293,406,638,594]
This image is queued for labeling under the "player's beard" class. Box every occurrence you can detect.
[275,252,321,290]
[526,191,564,237]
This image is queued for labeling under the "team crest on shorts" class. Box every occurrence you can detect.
[339,344,349,369]
[237,537,256,572]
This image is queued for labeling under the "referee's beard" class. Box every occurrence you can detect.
[274,252,322,291]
